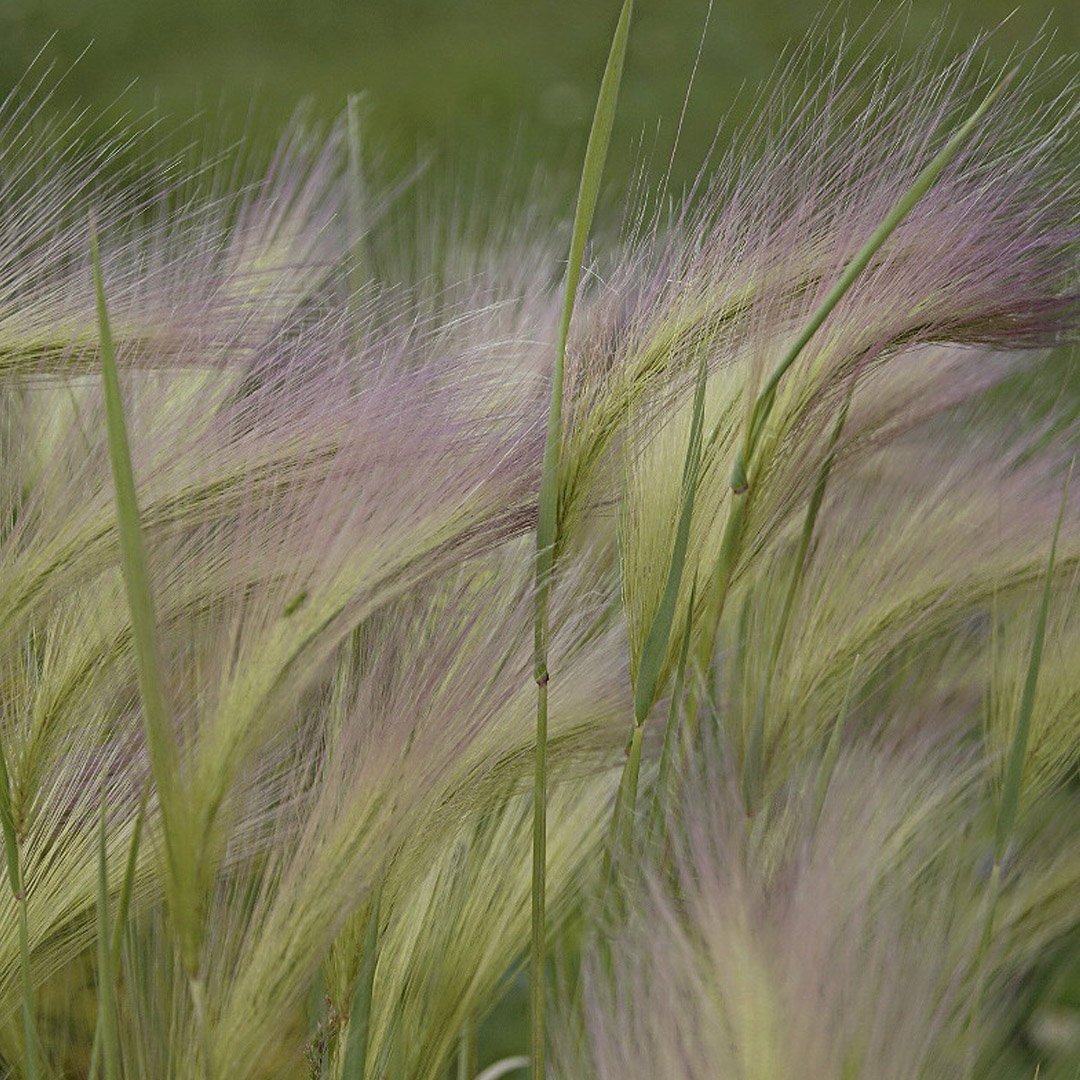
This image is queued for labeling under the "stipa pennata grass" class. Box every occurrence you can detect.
[0,9,1076,1080]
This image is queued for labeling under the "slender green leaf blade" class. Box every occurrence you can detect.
[535,0,635,584]
[531,7,634,1080]
[768,384,853,679]
[813,654,861,826]
[995,460,1072,859]
[97,795,121,1080]
[633,343,708,724]
[0,737,39,1080]
[112,787,147,968]
[0,736,22,899]
[17,893,38,1080]
[648,575,697,845]
[91,219,196,971]
[341,889,382,1080]
[91,223,175,781]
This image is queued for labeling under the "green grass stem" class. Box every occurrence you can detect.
[768,385,853,681]
[742,384,853,809]
[341,888,382,1080]
[0,736,39,1080]
[96,795,121,1080]
[965,459,1071,1077]
[995,460,1071,860]
[91,218,199,978]
[632,345,708,724]
[531,4,633,1076]
[89,787,145,1080]
[613,723,645,875]
[610,341,707,881]
[647,575,697,847]
[812,654,861,828]
[113,788,147,969]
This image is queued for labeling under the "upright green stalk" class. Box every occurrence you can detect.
[112,788,147,969]
[0,737,39,1080]
[611,343,709,869]
[96,796,121,1080]
[993,467,1071,859]
[646,576,697,848]
[699,70,1017,669]
[531,4,633,1075]
[89,788,146,1080]
[631,346,709,726]
[340,888,382,1080]
[965,461,1072,1075]
[742,384,853,810]
[812,654,861,829]
[767,385,853,682]
[93,221,210,1071]
[610,723,645,874]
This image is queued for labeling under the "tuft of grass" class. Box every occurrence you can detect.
[610,341,707,869]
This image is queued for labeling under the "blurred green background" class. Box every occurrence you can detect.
[0,0,1075,188]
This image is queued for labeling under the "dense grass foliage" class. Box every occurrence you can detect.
[0,15,1077,1080]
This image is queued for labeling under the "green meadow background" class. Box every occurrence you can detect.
[0,0,1075,189]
